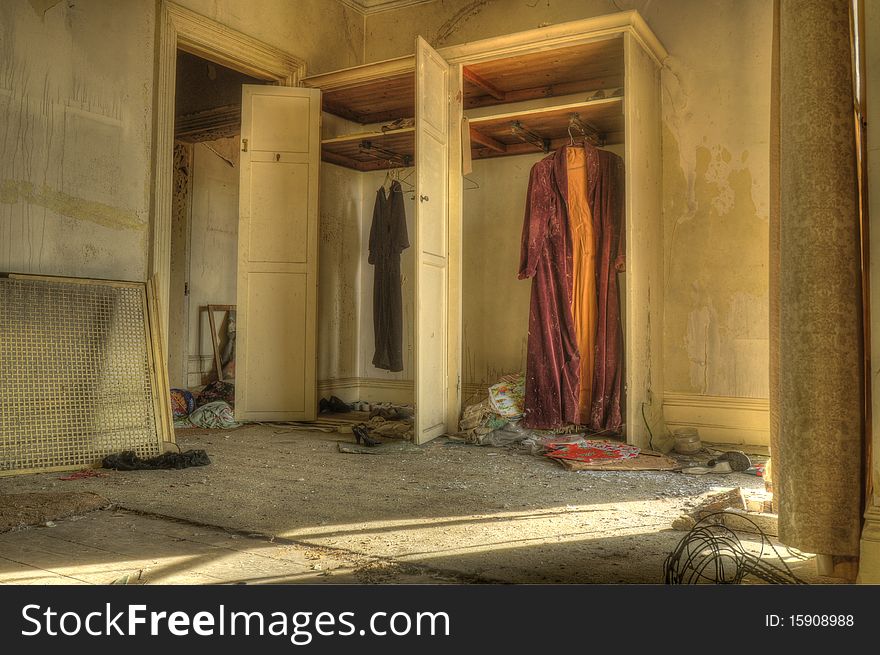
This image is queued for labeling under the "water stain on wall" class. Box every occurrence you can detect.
[663,125,769,398]
[0,179,142,231]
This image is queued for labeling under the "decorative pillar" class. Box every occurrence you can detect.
[860,0,880,583]
[774,0,864,567]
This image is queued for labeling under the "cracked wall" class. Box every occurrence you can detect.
[365,0,772,405]
[0,0,154,281]
[0,0,364,286]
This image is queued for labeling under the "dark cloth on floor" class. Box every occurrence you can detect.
[369,180,410,372]
[518,155,581,429]
[196,380,235,408]
[102,450,211,471]
[585,147,626,434]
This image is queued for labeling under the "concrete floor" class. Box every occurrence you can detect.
[0,425,839,584]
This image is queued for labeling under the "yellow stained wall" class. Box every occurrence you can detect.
[365,0,772,441]
[0,0,362,282]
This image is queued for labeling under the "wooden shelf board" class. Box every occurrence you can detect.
[469,96,623,149]
[321,128,415,171]
[462,37,625,108]
[317,71,414,124]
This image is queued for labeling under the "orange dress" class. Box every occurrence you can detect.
[565,147,597,425]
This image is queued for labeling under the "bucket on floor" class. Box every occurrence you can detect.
[673,427,702,454]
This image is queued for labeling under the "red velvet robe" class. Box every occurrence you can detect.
[518,145,625,432]
[518,155,581,429]
[585,147,626,434]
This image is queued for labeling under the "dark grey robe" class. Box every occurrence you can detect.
[369,181,409,372]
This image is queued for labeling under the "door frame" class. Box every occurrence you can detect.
[150,1,307,341]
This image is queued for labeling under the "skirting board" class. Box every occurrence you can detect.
[318,377,413,405]
[663,392,770,446]
[858,505,880,583]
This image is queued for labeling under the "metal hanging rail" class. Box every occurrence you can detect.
[359,140,412,167]
[510,121,550,153]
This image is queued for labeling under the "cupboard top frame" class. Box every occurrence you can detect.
[301,10,666,118]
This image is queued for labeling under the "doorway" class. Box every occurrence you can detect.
[168,51,265,390]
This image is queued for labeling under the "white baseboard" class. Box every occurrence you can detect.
[663,392,770,446]
[318,377,414,405]
[858,505,880,583]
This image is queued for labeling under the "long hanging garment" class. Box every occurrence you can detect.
[369,180,410,372]
[585,147,625,434]
[518,156,581,429]
[518,145,625,432]
[563,146,598,425]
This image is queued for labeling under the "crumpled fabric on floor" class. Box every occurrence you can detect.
[196,380,235,408]
[183,401,240,429]
[102,449,211,470]
[170,388,196,419]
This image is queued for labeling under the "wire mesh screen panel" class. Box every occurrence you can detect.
[0,277,164,474]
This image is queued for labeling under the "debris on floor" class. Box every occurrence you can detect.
[196,380,235,407]
[681,450,751,475]
[487,373,525,419]
[337,441,424,455]
[558,451,680,472]
[102,449,211,471]
[672,487,746,530]
[58,469,108,481]
[319,395,353,413]
[544,439,640,464]
[0,492,109,533]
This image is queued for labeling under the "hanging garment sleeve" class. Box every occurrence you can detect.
[518,162,554,280]
[391,184,410,253]
[368,190,381,265]
[611,155,626,272]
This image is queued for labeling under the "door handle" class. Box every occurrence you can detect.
[241,138,248,152]
[420,194,429,202]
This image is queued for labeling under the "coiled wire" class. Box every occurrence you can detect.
[664,511,806,584]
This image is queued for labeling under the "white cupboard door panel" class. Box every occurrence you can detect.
[245,272,308,413]
[414,37,451,444]
[249,161,310,263]
[237,84,320,422]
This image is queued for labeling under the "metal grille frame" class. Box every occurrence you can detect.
[0,275,171,475]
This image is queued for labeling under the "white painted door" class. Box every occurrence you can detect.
[414,37,451,444]
[236,85,320,421]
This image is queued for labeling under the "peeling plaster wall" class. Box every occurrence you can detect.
[365,1,772,436]
[0,0,154,281]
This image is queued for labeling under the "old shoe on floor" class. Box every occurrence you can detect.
[682,451,751,475]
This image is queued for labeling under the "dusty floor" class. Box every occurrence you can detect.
[0,425,840,584]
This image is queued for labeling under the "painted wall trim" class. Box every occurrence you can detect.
[318,377,414,404]
[663,392,770,446]
[302,10,668,90]
[858,504,880,582]
[336,0,433,16]
[151,1,307,346]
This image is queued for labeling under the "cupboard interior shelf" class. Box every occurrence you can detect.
[321,95,624,170]
[303,35,625,125]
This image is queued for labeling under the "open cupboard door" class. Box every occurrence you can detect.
[236,85,320,422]
[414,37,452,444]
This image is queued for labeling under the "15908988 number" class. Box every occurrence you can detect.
[789,615,854,627]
